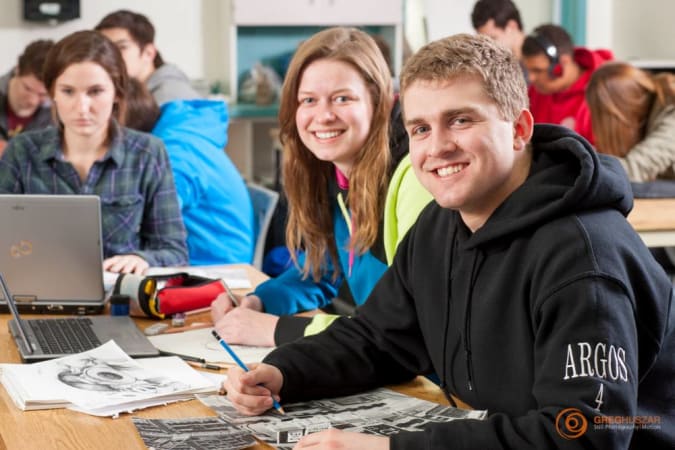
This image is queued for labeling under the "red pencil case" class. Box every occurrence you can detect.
[113,272,225,319]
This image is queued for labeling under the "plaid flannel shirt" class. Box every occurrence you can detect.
[0,123,188,266]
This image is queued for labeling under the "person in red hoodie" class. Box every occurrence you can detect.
[522,24,613,144]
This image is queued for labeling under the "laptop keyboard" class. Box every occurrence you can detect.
[28,318,102,354]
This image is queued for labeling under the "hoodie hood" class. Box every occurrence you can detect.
[467,124,632,249]
[574,47,614,72]
[555,48,613,99]
[147,63,192,89]
[153,99,228,150]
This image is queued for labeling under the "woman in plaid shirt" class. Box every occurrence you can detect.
[0,30,188,274]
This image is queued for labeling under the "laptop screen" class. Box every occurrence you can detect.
[0,195,105,313]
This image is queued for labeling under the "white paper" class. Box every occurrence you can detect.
[146,266,252,289]
[149,328,273,364]
[0,341,217,417]
[104,266,253,292]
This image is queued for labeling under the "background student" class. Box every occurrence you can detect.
[587,61,675,182]
[522,23,613,143]
[222,34,675,449]
[0,39,54,156]
[0,30,188,274]
[471,0,526,62]
[125,78,255,265]
[95,9,201,106]
[211,27,432,347]
[587,61,675,276]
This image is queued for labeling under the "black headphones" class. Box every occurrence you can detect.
[529,31,560,77]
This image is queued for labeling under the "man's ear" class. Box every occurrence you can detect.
[513,109,534,151]
[141,43,157,64]
[505,19,520,33]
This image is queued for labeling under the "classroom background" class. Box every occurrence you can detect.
[1,0,672,101]
[0,0,672,183]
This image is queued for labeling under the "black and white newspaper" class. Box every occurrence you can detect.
[198,388,487,448]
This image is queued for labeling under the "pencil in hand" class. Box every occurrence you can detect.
[211,329,285,414]
[220,280,240,307]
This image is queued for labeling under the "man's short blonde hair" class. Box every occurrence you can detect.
[400,33,528,121]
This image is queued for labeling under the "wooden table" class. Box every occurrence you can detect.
[0,264,449,450]
[628,198,675,247]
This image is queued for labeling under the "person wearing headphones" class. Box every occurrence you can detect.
[521,24,613,143]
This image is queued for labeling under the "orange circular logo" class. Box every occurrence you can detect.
[556,408,588,439]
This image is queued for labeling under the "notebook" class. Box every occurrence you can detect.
[1,273,159,363]
[0,194,105,314]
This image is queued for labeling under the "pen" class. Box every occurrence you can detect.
[220,280,240,307]
[211,330,285,414]
[186,360,225,371]
[158,350,206,364]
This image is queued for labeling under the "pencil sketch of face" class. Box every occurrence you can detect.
[56,356,186,394]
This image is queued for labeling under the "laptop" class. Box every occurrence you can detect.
[1,273,159,363]
[0,194,105,314]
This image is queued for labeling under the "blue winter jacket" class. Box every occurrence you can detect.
[152,100,254,265]
[254,185,386,316]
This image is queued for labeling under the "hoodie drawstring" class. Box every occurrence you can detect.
[440,228,457,403]
[463,250,484,392]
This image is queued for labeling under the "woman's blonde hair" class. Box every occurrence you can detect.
[278,27,393,281]
[587,62,675,157]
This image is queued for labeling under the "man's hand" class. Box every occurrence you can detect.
[294,429,390,449]
[223,363,283,416]
[103,254,149,275]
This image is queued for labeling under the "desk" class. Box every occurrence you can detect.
[0,264,449,450]
[628,198,675,247]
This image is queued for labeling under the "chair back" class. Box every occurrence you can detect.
[246,182,280,269]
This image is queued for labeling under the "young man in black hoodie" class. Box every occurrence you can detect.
[223,34,675,450]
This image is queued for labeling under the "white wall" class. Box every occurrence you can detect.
[517,0,554,33]
[2,0,673,90]
[584,0,675,60]
[585,0,613,50]
[0,0,207,80]
[610,0,675,60]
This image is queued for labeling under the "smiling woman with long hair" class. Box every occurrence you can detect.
[0,30,187,274]
[211,27,431,347]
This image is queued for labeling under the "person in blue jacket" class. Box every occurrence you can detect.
[125,79,255,265]
[210,27,432,346]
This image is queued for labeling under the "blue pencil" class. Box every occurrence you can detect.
[211,329,285,414]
